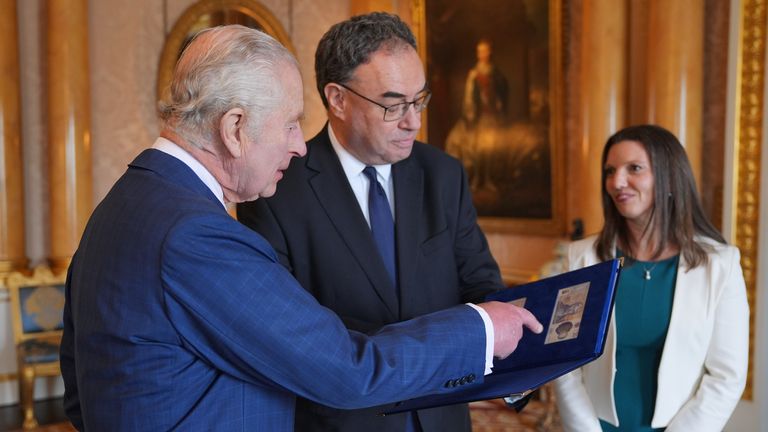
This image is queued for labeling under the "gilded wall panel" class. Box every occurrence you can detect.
[733,0,766,401]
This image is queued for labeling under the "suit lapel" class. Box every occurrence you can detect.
[305,130,399,317]
[658,260,707,375]
[392,157,423,318]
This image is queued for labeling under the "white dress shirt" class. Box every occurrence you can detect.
[153,137,226,208]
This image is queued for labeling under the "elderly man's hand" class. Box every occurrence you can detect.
[477,301,543,359]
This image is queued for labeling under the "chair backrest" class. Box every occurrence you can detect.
[5,267,67,344]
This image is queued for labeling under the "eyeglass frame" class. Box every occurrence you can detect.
[336,82,432,122]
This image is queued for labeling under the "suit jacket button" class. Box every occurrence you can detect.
[459,376,468,385]
[467,374,476,383]
[444,379,455,388]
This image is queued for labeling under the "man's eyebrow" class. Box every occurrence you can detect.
[380,91,407,99]
[380,85,429,100]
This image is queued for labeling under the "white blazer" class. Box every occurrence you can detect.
[554,235,749,432]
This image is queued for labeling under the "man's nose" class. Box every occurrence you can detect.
[291,125,307,157]
[398,104,422,130]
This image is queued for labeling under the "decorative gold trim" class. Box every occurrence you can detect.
[410,0,427,143]
[733,0,765,401]
[157,0,295,102]
[0,372,17,383]
[0,258,28,281]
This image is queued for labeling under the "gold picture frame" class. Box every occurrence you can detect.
[730,0,766,401]
[157,0,294,103]
[412,0,565,235]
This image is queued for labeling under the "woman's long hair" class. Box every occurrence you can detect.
[595,125,725,268]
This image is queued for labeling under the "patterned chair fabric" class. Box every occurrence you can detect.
[5,267,66,430]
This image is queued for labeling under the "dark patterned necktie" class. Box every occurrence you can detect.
[362,166,397,288]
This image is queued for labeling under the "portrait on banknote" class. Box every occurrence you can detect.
[545,282,589,344]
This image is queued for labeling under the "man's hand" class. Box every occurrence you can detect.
[477,301,543,359]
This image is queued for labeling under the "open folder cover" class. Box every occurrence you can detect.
[385,258,622,414]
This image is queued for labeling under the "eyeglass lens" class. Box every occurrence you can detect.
[384,92,432,121]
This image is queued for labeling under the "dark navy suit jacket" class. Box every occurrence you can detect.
[237,129,504,431]
[60,148,486,431]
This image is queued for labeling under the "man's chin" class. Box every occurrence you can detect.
[259,184,279,199]
[385,143,414,163]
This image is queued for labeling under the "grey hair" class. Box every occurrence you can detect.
[315,12,416,108]
[158,25,298,148]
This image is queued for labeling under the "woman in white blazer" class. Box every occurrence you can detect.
[554,125,749,432]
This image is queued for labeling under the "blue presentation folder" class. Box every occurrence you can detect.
[385,258,622,414]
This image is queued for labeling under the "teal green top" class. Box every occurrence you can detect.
[600,252,680,432]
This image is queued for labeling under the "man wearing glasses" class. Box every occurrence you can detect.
[238,12,506,432]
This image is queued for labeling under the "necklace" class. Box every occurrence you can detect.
[641,262,659,280]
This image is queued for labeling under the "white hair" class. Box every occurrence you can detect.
[158,25,298,148]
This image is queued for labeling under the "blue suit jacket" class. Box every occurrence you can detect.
[237,128,504,431]
[60,149,486,431]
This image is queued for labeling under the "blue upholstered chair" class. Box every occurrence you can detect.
[6,267,66,429]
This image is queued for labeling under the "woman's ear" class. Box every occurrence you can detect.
[324,83,346,120]
[219,107,246,158]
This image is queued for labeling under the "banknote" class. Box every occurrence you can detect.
[545,281,590,344]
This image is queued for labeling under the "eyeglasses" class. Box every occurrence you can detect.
[337,83,432,122]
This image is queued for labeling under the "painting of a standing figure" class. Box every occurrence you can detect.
[445,39,509,194]
[422,0,563,231]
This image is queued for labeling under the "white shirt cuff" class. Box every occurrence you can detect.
[467,303,494,375]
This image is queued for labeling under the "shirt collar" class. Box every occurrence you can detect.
[327,123,392,182]
[152,137,226,208]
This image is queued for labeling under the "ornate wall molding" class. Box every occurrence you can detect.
[733,0,766,401]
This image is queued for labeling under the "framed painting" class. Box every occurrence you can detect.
[412,0,565,235]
